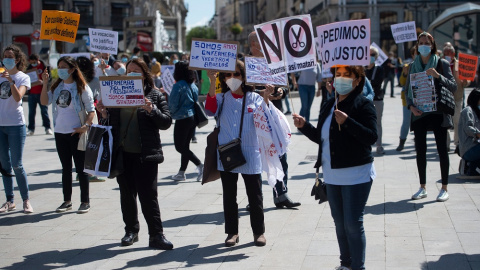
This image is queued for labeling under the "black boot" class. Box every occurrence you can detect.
[396,138,406,151]
[149,234,173,250]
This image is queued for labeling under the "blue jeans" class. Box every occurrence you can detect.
[400,105,411,140]
[28,93,51,131]
[463,144,480,175]
[298,84,315,122]
[284,94,291,112]
[0,125,29,202]
[327,180,372,270]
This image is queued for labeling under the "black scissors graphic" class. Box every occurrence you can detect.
[291,28,305,49]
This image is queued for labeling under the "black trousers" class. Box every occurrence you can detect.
[413,115,450,186]
[220,171,265,235]
[116,152,164,236]
[173,116,201,171]
[54,132,89,203]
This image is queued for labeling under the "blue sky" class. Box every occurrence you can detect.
[185,0,215,32]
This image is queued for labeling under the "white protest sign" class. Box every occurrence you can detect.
[371,42,388,66]
[60,53,91,59]
[161,65,175,75]
[88,28,118,54]
[99,76,145,107]
[159,68,175,95]
[254,14,316,74]
[391,21,417,44]
[316,19,371,70]
[25,69,41,87]
[189,38,239,71]
[245,56,288,86]
[321,67,333,78]
[410,71,436,112]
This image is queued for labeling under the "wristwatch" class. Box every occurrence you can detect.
[84,123,91,129]
[9,80,15,86]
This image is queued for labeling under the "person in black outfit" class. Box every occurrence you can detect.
[382,52,396,97]
[366,46,385,155]
[96,58,174,250]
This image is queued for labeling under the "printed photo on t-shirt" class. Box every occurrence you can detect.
[56,90,72,108]
[0,81,11,99]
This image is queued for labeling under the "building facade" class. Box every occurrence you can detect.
[0,0,187,57]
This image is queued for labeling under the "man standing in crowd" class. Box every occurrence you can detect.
[382,51,396,98]
[26,54,52,136]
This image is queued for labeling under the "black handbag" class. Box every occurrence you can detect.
[189,85,209,128]
[217,93,247,172]
[311,168,327,204]
[435,59,455,116]
[108,110,135,179]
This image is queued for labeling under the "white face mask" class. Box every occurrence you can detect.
[226,78,243,91]
[444,56,452,63]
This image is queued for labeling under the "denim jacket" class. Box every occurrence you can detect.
[168,80,198,120]
[47,81,95,127]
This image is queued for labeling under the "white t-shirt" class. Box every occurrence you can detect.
[0,71,31,126]
[54,82,82,134]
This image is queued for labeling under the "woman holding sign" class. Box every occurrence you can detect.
[96,58,174,250]
[405,32,457,202]
[40,56,95,214]
[293,65,377,270]
[0,44,33,214]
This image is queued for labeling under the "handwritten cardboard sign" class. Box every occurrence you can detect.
[99,76,145,107]
[161,65,175,75]
[159,68,175,95]
[40,10,80,43]
[371,42,388,66]
[316,19,371,70]
[189,38,239,71]
[88,28,118,55]
[410,71,436,112]
[25,69,41,87]
[254,14,316,74]
[391,21,417,44]
[245,56,288,86]
[458,53,478,81]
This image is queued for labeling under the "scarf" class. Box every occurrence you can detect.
[407,54,439,100]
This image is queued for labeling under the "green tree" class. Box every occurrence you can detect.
[186,26,217,51]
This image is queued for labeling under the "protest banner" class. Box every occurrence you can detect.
[189,38,239,72]
[159,68,175,95]
[40,10,80,43]
[99,76,145,107]
[315,19,371,70]
[410,71,436,113]
[371,42,388,66]
[458,53,478,81]
[25,69,41,87]
[390,21,417,44]
[321,66,333,78]
[245,56,288,86]
[254,14,316,74]
[60,53,91,59]
[88,28,118,55]
[161,65,175,75]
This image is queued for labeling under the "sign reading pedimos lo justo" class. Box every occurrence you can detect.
[99,76,145,107]
[88,28,118,55]
[189,38,239,72]
[40,10,80,43]
[316,19,371,70]
[254,14,316,74]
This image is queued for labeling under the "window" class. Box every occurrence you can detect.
[349,12,366,20]
[240,1,256,25]
[42,0,65,11]
[380,11,397,54]
[111,2,130,30]
[12,0,33,24]
[73,1,94,28]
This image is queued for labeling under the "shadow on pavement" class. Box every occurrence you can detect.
[0,211,75,226]
[420,253,480,270]
[27,169,62,177]
[365,199,436,215]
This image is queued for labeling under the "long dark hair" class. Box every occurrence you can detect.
[126,58,154,93]
[219,60,252,93]
[173,60,195,84]
[330,65,366,97]
[467,88,480,120]
[51,56,88,95]
[3,44,27,71]
[75,56,95,83]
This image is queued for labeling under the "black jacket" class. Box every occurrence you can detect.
[108,87,172,164]
[365,65,384,100]
[299,86,377,169]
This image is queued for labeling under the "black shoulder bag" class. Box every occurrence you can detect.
[435,60,455,116]
[217,93,247,172]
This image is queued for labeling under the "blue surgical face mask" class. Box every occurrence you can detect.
[172,60,179,64]
[116,66,126,75]
[57,68,71,80]
[31,62,38,67]
[127,72,142,77]
[370,56,376,64]
[333,77,354,95]
[418,45,431,57]
[3,58,16,70]
[444,56,452,63]
[93,60,100,66]
[121,57,128,63]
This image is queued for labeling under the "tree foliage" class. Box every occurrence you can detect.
[186,26,217,51]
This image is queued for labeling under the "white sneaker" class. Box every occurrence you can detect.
[412,187,428,200]
[26,130,34,136]
[196,164,204,182]
[437,189,449,202]
[172,172,186,181]
[45,128,53,135]
[0,201,16,213]
[23,199,33,214]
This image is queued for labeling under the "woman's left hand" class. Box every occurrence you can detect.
[334,109,348,125]
[1,71,12,83]
[72,125,89,135]
[142,98,153,113]
[426,68,440,79]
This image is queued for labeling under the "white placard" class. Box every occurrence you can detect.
[254,14,316,74]
[60,53,91,59]
[371,42,388,66]
[321,67,333,78]
[391,21,417,44]
[189,38,239,72]
[99,76,145,107]
[25,69,41,87]
[159,68,175,95]
[245,56,288,86]
[161,65,175,75]
[410,71,436,112]
[88,28,119,54]
[315,19,371,70]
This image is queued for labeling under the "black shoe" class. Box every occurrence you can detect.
[246,204,250,212]
[149,234,173,250]
[275,199,301,209]
[284,111,292,115]
[121,232,138,246]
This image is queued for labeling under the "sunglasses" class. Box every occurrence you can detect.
[224,72,241,78]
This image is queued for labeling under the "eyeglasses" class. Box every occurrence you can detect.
[224,72,241,78]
